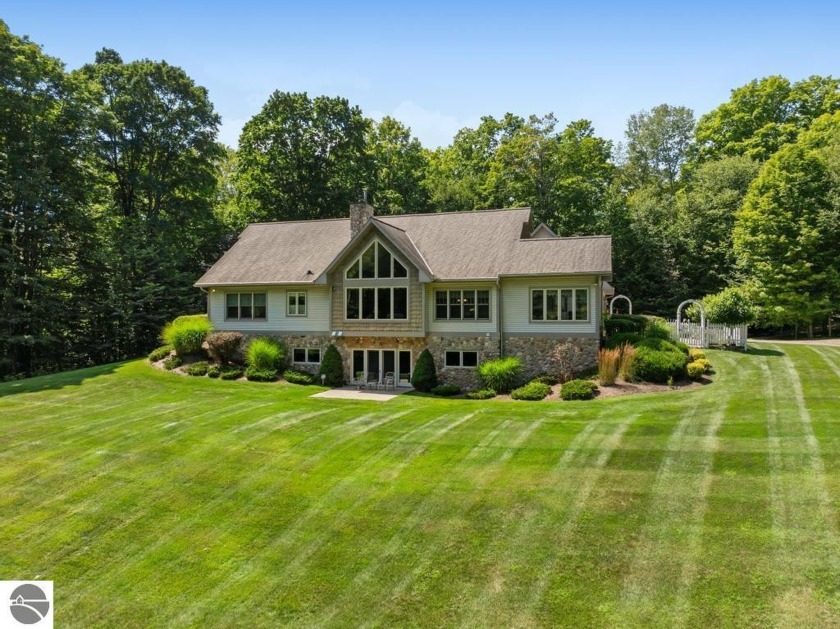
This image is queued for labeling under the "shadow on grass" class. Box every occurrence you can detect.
[0,361,125,398]
[743,346,785,357]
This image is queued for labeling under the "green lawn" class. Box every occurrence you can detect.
[2,345,840,627]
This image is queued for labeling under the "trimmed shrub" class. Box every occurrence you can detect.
[162,314,212,356]
[148,345,173,362]
[207,365,221,378]
[598,348,620,386]
[206,331,244,364]
[618,343,637,381]
[466,388,496,400]
[318,344,344,387]
[634,347,687,384]
[606,332,644,349]
[411,349,438,392]
[511,381,552,400]
[246,337,287,371]
[675,341,691,355]
[431,384,461,397]
[532,373,558,386]
[477,356,523,393]
[283,369,316,385]
[219,365,243,380]
[185,361,209,376]
[636,337,685,354]
[687,361,706,379]
[689,348,706,361]
[162,356,182,371]
[644,320,673,340]
[604,314,648,335]
[552,342,586,383]
[695,358,712,373]
[245,366,278,382]
[560,379,598,401]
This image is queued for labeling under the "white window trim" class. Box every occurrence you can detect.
[292,348,321,364]
[444,350,479,368]
[434,289,492,321]
[344,239,409,280]
[529,287,590,323]
[287,291,307,317]
[344,286,410,321]
[225,291,267,321]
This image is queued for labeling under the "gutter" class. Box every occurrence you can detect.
[496,278,504,358]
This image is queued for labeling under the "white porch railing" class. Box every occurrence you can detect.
[666,320,748,349]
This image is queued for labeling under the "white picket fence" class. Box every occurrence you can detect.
[665,320,748,349]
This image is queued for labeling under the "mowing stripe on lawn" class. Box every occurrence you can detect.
[338,414,556,628]
[171,407,474,626]
[616,390,727,626]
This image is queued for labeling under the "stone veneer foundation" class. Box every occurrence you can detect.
[244,333,598,389]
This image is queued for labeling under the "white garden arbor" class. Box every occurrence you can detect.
[609,295,633,315]
[675,299,706,348]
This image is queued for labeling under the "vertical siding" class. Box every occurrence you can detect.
[426,283,497,334]
[501,276,598,335]
[208,285,330,333]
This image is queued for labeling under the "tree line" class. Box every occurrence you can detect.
[2,20,839,377]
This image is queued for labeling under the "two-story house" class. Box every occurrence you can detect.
[195,203,612,388]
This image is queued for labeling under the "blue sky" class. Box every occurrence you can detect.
[5,1,840,149]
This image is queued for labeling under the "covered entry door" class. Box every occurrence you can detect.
[351,349,413,387]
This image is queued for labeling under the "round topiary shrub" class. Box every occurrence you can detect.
[687,361,706,380]
[246,337,287,371]
[162,314,212,356]
[466,388,496,400]
[510,381,552,400]
[560,379,598,401]
[689,348,706,361]
[431,384,461,396]
[633,347,687,383]
[477,356,522,393]
[411,349,438,392]
[318,344,344,387]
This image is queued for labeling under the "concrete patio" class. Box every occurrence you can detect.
[310,386,412,402]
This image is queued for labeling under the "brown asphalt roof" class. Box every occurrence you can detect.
[194,207,612,286]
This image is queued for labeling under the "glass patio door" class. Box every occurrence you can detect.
[351,349,413,387]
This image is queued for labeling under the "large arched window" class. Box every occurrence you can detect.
[345,241,408,279]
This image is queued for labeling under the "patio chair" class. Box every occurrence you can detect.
[380,372,395,390]
[351,371,366,390]
[365,371,379,389]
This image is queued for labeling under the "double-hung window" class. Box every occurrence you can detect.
[226,292,267,320]
[287,291,306,316]
[531,288,588,321]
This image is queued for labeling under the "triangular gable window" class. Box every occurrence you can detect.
[346,241,407,279]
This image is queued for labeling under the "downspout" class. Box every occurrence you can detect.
[496,278,503,358]
[199,287,209,318]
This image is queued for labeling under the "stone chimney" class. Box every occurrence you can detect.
[350,201,375,238]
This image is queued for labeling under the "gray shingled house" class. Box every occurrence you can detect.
[195,203,612,388]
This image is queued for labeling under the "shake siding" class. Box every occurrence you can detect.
[426,283,497,334]
[501,275,599,335]
[329,235,424,335]
[208,286,330,333]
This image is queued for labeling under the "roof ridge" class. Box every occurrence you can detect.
[371,217,407,233]
[245,217,350,227]
[517,234,612,241]
[383,207,531,218]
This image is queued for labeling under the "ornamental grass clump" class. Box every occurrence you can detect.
[477,356,522,393]
[618,343,637,381]
[246,337,286,371]
[162,314,212,356]
[598,348,620,386]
